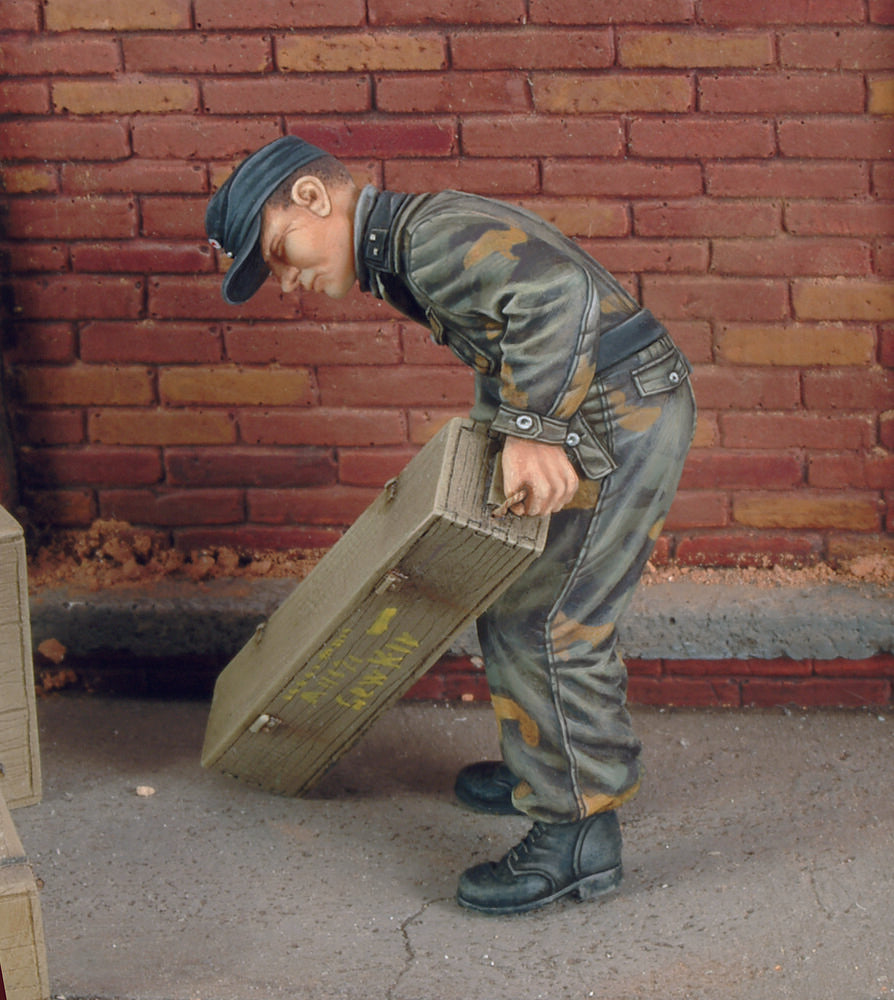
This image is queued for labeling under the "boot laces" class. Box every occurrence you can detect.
[509,822,547,864]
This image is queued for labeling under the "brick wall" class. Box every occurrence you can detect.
[1,0,892,569]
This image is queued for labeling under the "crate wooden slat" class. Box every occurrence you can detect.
[0,507,41,810]
[202,419,549,796]
[0,791,49,1000]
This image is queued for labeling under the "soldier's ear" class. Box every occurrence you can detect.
[289,176,332,218]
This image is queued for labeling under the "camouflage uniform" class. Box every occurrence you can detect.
[355,186,696,824]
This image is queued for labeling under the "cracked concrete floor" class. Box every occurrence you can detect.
[15,694,894,1000]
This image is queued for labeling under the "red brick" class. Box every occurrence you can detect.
[619,30,774,68]
[635,200,780,238]
[24,489,96,527]
[0,81,50,115]
[72,241,212,275]
[814,656,894,678]
[318,365,474,408]
[808,452,894,490]
[248,485,378,525]
[140,197,210,240]
[883,413,894,451]
[376,72,530,114]
[11,276,144,321]
[700,72,864,113]
[0,242,68,273]
[664,490,729,529]
[147,276,296,321]
[194,0,364,28]
[675,532,822,567]
[629,117,776,159]
[779,119,894,160]
[239,408,408,447]
[131,116,281,160]
[701,0,865,25]
[623,658,662,678]
[802,369,894,412]
[779,28,893,69]
[679,451,803,490]
[627,677,741,708]
[692,368,801,409]
[716,323,876,366]
[122,34,272,73]
[668,657,813,677]
[0,36,120,75]
[462,117,624,159]
[384,158,540,196]
[582,239,709,275]
[63,160,206,195]
[408,408,471,444]
[880,326,894,367]
[89,409,237,447]
[874,164,894,199]
[17,410,85,447]
[534,73,694,113]
[451,28,613,69]
[722,413,874,451]
[642,276,789,321]
[338,446,419,486]
[289,119,456,159]
[368,0,525,25]
[100,489,245,526]
[15,364,155,407]
[870,0,894,23]
[0,120,129,162]
[224,322,402,366]
[19,446,162,487]
[529,0,696,23]
[741,678,890,708]
[203,77,369,115]
[712,238,872,277]
[402,326,464,365]
[80,322,223,364]
[6,197,136,240]
[0,0,39,29]
[166,447,337,488]
[706,162,868,199]
[785,202,894,238]
[828,531,894,563]
[45,0,190,29]
[544,160,702,198]
[664,321,713,363]
[4,324,75,364]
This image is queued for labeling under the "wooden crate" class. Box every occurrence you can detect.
[0,508,41,810]
[202,419,549,796]
[0,791,49,1000]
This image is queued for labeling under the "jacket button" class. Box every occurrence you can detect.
[668,371,680,384]
[515,414,535,431]
[565,432,581,447]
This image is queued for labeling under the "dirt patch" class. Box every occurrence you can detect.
[26,519,324,592]
[25,518,894,593]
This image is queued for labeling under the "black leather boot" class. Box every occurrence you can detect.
[456,811,623,915]
[454,760,522,815]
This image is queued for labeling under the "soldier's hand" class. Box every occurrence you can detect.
[501,435,579,517]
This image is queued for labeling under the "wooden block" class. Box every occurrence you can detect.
[0,791,49,1000]
[202,419,549,796]
[0,508,41,810]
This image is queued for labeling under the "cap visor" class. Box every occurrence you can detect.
[220,215,270,305]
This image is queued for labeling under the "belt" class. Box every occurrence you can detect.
[595,309,663,373]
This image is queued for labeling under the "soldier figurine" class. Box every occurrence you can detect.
[206,136,696,915]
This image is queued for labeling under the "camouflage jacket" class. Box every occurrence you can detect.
[354,186,649,478]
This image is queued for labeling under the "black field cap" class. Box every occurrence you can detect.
[205,136,327,304]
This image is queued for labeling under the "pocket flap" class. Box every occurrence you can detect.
[632,346,691,397]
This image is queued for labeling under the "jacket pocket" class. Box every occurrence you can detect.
[426,308,498,376]
[631,344,691,398]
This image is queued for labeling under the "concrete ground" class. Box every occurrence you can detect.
[15,694,893,1000]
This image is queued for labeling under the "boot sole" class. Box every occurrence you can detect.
[456,864,623,916]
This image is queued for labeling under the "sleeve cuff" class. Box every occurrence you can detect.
[490,405,570,445]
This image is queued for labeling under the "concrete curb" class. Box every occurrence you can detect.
[30,576,894,666]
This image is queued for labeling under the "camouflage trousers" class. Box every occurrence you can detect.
[477,333,696,824]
